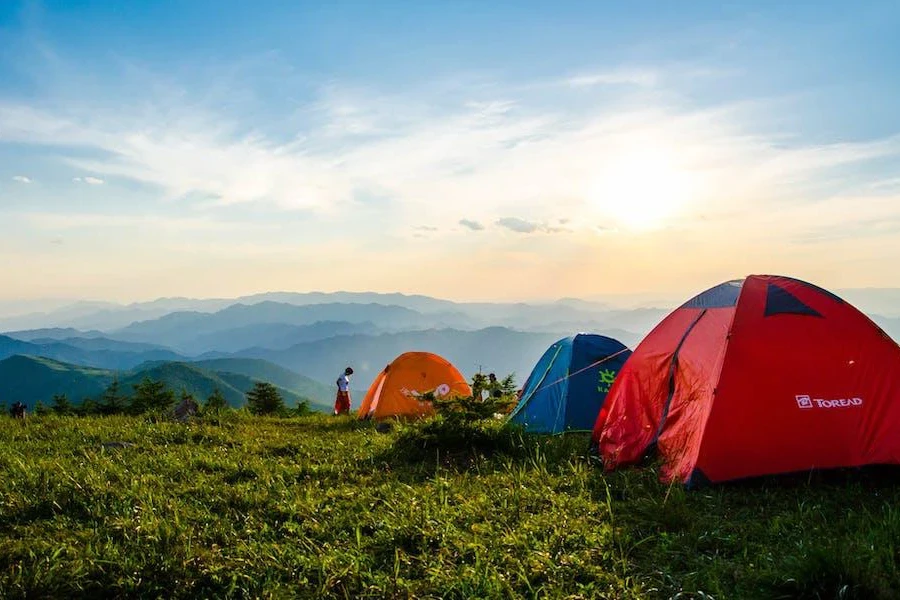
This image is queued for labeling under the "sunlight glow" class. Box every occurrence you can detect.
[588,144,694,231]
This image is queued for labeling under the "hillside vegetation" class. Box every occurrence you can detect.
[0,414,897,598]
[0,356,113,403]
[117,362,312,410]
[190,358,345,405]
[0,356,330,412]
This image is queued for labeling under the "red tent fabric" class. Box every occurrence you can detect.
[593,275,900,485]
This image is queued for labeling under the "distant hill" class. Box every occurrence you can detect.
[118,362,316,410]
[113,302,475,349]
[3,287,900,334]
[0,335,41,357]
[3,328,107,341]
[189,358,349,407]
[0,292,463,331]
[0,335,185,370]
[0,355,330,412]
[0,355,113,405]
[235,327,620,387]
[29,337,173,353]
[234,291,462,314]
[178,321,382,354]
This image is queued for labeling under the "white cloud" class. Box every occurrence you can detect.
[12,175,32,184]
[1,64,899,245]
[497,217,538,234]
[496,217,569,234]
[72,176,104,185]
[566,68,659,88]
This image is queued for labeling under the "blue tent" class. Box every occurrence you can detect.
[508,334,632,433]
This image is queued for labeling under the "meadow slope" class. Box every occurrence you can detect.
[0,415,897,598]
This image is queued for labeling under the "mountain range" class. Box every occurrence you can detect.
[0,289,898,412]
[0,334,185,370]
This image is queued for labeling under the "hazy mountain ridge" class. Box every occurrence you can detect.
[178,321,382,354]
[4,328,108,341]
[3,287,898,333]
[1,295,661,358]
[112,302,477,348]
[0,335,186,370]
[236,327,592,384]
[29,337,173,353]
[0,291,897,399]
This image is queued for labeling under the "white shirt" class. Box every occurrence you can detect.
[337,374,350,392]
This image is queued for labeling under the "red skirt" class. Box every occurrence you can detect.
[334,390,351,415]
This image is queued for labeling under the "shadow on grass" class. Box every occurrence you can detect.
[0,495,95,533]
[592,465,900,599]
[270,414,374,434]
[767,548,883,600]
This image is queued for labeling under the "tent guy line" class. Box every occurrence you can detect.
[526,346,631,399]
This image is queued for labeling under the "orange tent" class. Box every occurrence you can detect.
[357,352,471,420]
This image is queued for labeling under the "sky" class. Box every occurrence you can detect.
[1,0,899,303]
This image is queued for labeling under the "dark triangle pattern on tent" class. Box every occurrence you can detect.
[764,283,822,317]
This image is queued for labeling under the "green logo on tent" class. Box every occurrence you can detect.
[598,369,617,393]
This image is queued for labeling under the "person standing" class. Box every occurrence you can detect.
[334,367,354,415]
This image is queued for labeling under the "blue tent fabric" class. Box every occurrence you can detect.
[508,334,631,434]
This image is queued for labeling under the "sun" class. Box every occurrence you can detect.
[588,145,693,231]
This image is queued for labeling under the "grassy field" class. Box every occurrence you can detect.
[0,414,898,599]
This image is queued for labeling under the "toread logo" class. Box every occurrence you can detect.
[796,394,863,409]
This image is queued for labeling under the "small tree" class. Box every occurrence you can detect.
[246,382,285,416]
[101,378,128,415]
[78,397,99,416]
[51,393,73,415]
[495,374,518,398]
[204,388,228,413]
[471,373,488,401]
[132,378,175,414]
[291,399,312,417]
[34,401,50,416]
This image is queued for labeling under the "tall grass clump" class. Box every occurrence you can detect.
[386,414,528,467]
[381,377,529,469]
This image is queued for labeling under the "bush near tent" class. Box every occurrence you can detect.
[432,389,517,424]
[594,274,900,486]
[357,352,471,420]
[508,334,631,434]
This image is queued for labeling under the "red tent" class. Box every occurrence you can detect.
[593,275,900,485]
